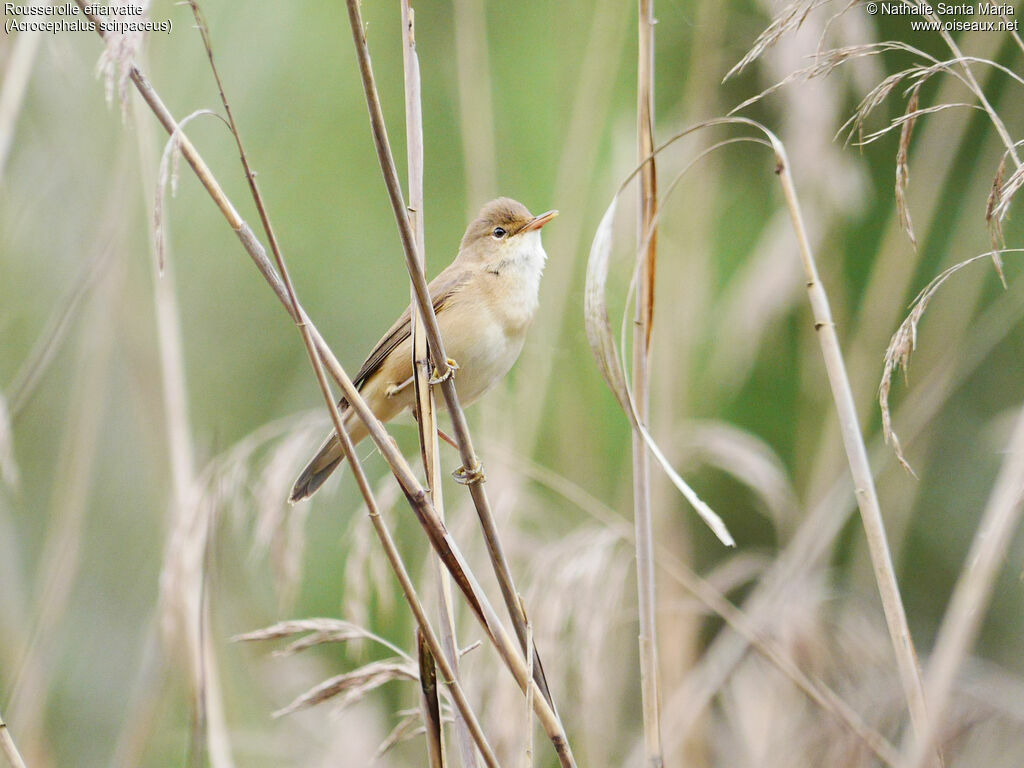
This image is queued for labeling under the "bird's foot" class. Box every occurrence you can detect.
[384,376,414,398]
[429,358,459,385]
[452,461,485,486]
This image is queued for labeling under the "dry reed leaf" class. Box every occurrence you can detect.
[675,421,800,535]
[273,659,417,718]
[0,394,18,489]
[585,196,735,547]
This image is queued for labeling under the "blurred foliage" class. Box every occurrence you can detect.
[2,0,1024,766]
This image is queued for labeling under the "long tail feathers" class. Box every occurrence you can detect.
[288,434,346,504]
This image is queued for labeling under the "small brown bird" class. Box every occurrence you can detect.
[289,198,557,502]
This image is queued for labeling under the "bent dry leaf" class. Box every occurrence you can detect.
[584,196,735,547]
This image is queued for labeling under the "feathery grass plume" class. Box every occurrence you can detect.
[94,0,150,118]
[730,41,914,115]
[878,249,1023,475]
[726,0,831,80]
[991,146,1024,222]
[273,658,418,718]
[895,85,920,250]
[986,156,1007,255]
[153,109,222,273]
[375,707,447,761]
[233,618,412,661]
[185,412,326,605]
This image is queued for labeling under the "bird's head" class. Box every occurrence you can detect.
[458,197,558,268]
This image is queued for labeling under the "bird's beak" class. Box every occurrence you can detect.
[519,209,559,234]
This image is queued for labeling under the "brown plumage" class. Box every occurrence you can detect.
[289,197,557,502]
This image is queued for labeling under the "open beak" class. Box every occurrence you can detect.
[519,209,559,234]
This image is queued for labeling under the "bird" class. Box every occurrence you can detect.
[289,197,557,503]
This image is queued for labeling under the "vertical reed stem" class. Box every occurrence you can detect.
[400,4,477,766]
[634,1,663,766]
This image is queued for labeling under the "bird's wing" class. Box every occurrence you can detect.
[351,266,469,391]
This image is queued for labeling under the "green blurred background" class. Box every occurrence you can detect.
[2,1,1024,766]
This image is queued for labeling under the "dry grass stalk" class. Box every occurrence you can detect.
[342,0,560,720]
[76,3,565,759]
[417,630,446,768]
[0,2,42,187]
[6,184,125,761]
[177,4,502,763]
[502,448,901,765]
[6,244,112,420]
[901,403,1024,768]
[0,710,27,768]
[633,1,664,766]
[93,5,499,763]
[401,4,476,765]
[590,113,932,758]
[769,124,933,754]
[522,599,534,768]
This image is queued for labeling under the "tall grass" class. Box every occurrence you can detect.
[2,1,1024,767]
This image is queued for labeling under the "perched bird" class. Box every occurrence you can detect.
[289,197,557,502]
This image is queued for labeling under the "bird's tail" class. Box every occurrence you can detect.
[289,433,345,503]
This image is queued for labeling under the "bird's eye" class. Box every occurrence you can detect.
[492,226,507,239]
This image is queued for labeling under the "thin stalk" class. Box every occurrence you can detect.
[772,137,934,757]
[0,711,27,768]
[72,5,571,761]
[502,450,901,766]
[634,2,663,767]
[417,631,446,768]
[342,0,558,714]
[400,4,477,767]
[900,403,1024,768]
[0,0,41,186]
[179,5,494,765]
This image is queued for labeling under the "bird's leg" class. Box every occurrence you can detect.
[452,461,485,486]
[409,410,460,450]
[428,357,459,385]
[384,376,414,398]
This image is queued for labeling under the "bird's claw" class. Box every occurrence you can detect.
[385,375,415,398]
[452,462,485,485]
[429,358,459,385]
